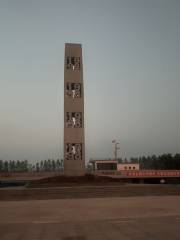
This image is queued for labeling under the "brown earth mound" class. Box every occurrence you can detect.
[28,174,121,188]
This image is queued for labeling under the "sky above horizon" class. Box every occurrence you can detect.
[0,0,179,162]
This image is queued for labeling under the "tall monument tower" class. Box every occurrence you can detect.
[64,43,85,176]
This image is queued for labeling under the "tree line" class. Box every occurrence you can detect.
[128,153,180,170]
[0,154,180,173]
[0,159,63,173]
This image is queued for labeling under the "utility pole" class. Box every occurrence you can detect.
[112,140,120,161]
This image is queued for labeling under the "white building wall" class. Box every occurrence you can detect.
[117,163,139,171]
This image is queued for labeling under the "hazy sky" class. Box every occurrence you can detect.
[0,0,179,162]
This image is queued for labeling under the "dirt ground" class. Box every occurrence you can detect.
[0,184,180,201]
[0,196,180,239]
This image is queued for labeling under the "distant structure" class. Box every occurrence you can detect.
[90,160,118,171]
[89,160,139,171]
[64,43,85,176]
[117,163,139,171]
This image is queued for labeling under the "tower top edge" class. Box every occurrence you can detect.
[65,43,82,47]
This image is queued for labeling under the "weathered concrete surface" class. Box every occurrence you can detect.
[0,196,180,239]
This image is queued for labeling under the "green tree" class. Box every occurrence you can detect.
[0,160,3,172]
[4,161,9,172]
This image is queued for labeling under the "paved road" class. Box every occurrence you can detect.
[0,196,180,239]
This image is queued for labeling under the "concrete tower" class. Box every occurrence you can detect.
[64,43,85,176]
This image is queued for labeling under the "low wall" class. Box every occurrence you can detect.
[95,170,180,178]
